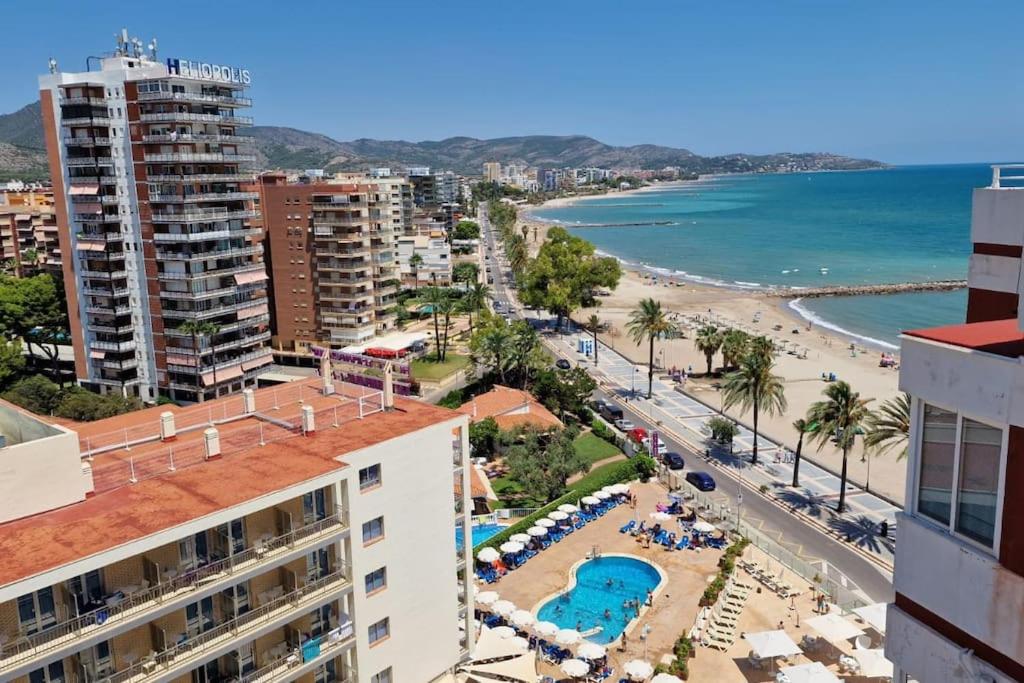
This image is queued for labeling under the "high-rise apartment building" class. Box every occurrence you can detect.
[39,34,271,403]
[887,165,1024,682]
[0,374,474,683]
[0,189,61,277]
[256,173,412,356]
[482,162,501,183]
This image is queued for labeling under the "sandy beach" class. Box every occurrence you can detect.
[517,194,908,504]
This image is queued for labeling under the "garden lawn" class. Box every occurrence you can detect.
[573,431,622,466]
[411,353,472,381]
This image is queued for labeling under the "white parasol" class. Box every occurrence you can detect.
[650,511,673,522]
[577,642,607,660]
[510,609,535,629]
[491,600,516,617]
[490,625,516,640]
[692,521,715,534]
[476,591,500,607]
[580,495,601,506]
[536,518,557,528]
[850,649,894,679]
[527,526,548,537]
[555,628,582,646]
[548,511,569,521]
[594,490,612,500]
[508,635,530,651]
[509,533,532,544]
[610,483,630,494]
[499,541,525,555]
[561,659,590,679]
[477,547,500,563]
[534,621,559,637]
[558,504,579,513]
[623,659,654,680]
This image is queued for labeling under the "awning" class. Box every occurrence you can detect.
[166,354,196,367]
[805,614,864,643]
[241,354,273,371]
[89,350,105,359]
[76,242,106,252]
[234,270,268,285]
[14,214,31,221]
[851,603,887,635]
[218,364,244,381]
[69,184,99,195]
[236,304,269,320]
[75,203,102,214]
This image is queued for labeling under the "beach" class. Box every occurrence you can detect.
[518,193,909,504]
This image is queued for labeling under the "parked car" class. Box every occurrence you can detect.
[663,452,685,470]
[614,418,635,432]
[642,437,668,456]
[686,471,716,491]
[555,358,572,370]
[628,427,648,443]
[600,404,624,422]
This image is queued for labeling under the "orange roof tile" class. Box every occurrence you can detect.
[0,384,460,586]
[904,318,1024,357]
[456,385,563,431]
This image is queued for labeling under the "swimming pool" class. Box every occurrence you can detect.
[536,555,662,644]
[456,523,504,552]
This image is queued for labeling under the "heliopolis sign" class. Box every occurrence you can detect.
[166,58,251,85]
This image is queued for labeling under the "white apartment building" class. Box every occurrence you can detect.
[887,165,1024,682]
[0,372,474,683]
[397,234,452,287]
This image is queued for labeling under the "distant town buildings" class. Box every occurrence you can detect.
[0,187,61,277]
[39,34,270,403]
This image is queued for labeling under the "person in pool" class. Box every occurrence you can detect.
[603,608,611,620]
[576,621,582,632]
[606,578,614,587]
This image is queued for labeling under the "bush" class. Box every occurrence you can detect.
[707,415,739,443]
[633,454,657,482]
[576,406,593,425]
[3,375,60,414]
[54,387,141,421]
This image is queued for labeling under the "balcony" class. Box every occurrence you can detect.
[66,156,114,167]
[80,269,128,279]
[86,304,133,316]
[242,632,355,683]
[62,116,112,127]
[138,112,253,125]
[141,133,253,145]
[149,191,259,204]
[90,340,136,353]
[150,209,258,224]
[63,136,112,146]
[146,173,256,183]
[81,286,131,298]
[158,263,264,281]
[155,245,263,263]
[136,91,252,107]
[143,152,256,164]
[0,511,349,679]
[153,227,261,243]
[61,96,106,106]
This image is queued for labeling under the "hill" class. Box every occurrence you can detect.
[0,100,886,180]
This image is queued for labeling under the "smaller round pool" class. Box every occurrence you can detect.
[536,556,662,644]
[456,523,504,552]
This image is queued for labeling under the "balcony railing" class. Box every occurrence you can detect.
[0,509,348,674]
[146,173,256,183]
[136,92,252,107]
[155,245,263,262]
[149,191,259,204]
[105,567,350,683]
[150,209,257,224]
[991,163,1024,189]
[138,112,253,125]
[141,133,253,144]
[144,153,255,164]
[242,632,355,683]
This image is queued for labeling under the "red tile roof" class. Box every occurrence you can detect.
[0,381,460,586]
[456,385,563,431]
[904,318,1024,357]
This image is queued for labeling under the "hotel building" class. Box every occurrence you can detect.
[887,164,1024,682]
[256,173,411,357]
[0,372,474,683]
[0,189,61,277]
[38,36,271,403]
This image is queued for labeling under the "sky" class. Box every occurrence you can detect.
[3,1,1023,165]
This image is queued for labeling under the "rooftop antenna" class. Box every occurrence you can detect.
[47,58,58,75]
[148,38,158,59]
[117,28,129,56]
[131,37,143,58]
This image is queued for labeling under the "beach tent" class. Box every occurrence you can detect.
[777,661,841,683]
[852,602,888,635]
[805,613,864,643]
[851,649,894,678]
[744,630,803,659]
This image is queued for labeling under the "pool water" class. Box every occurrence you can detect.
[536,556,661,644]
[456,523,504,552]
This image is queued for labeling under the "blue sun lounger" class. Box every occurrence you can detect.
[619,520,636,534]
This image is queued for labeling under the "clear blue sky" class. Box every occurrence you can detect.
[3,1,1022,164]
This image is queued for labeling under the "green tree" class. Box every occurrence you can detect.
[0,338,25,389]
[423,285,458,362]
[720,328,750,371]
[626,298,674,399]
[469,316,513,383]
[461,281,491,334]
[583,314,603,365]
[505,234,528,276]
[2,374,60,414]
[452,220,481,240]
[505,321,545,388]
[694,325,722,376]
[532,367,597,418]
[806,381,873,513]
[468,416,501,459]
[0,274,69,386]
[707,415,739,444]
[452,262,479,284]
[519,227,621,331]
[791,417,810,487]
[505,427,589,502]
[721,348,787,466]
[863,392,911,461]
[54,387,140,421]
[177,320,220,402]
[408,253,424,290]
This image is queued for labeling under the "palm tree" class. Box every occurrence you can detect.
[506,322,541,388]
[694,325,722,375]
[626,298,675,399]
[806,381,873,513]
[506,234,528,275]
[584,313,602,365]
[461,281,491,333]
[408,253,424,291]
[720,328,750,370]
[178,320,219,402]
[748,335,775,363]
[791,417,810,487]
[473,322,512,383]
[423,284,451,361]
[863,392,911,461]
[721,351,787,466]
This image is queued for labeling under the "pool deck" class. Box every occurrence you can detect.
[489,481,722,676]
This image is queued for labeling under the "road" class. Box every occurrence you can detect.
[477,204,894,604]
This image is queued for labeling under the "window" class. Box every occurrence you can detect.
[914,403,1005,550]
[371,668,393,683]
[362,516,384,544]
[916,404,956,525]
[17,587,56,635]
[359,464,382,490]
[365,567,387,594]
[368,617,390,645]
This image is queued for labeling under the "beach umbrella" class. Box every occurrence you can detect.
[499,541,525,555]
[580,495,601,506]
[594,490,611,500]
[558,504,579,514]
[555,629,582,647]
[852,603,888,635]
[651,675,683,683]
[805,613,864,643]
[561,659,590,679]
[850,649,894,679]
[610,483,630,494]
[509,533,532,544]
[491,600,516,617]
[476,591,500,607]
[577,642,607,660]
[692,521,715,534]
[527,526,548,537]
[508,636,530,651]
[548,510,569,521]
[491,625,516,640]
[510,609,535,629]
[650,511,673,522]
[477,547,500,563]
[536,518,557,528]
[534,621,559,638]
[623,659,654,680]
[600,485,617,493]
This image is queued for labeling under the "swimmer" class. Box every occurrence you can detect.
[603,609,611,620]
[606,578,614,587]
[576,621,582,631]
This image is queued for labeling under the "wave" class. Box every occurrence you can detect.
[787,298,899,351]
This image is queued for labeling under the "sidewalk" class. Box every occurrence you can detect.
[544,324,899,569]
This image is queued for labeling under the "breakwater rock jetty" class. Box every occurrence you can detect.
[769,280,967,299]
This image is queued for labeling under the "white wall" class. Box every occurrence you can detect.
[967,253,1021,294]
[970,187,1024,247]
[343,415,467,683]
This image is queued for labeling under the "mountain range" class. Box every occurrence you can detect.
[0,100,885,180]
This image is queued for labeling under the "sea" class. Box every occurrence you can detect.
[529,164,989,350]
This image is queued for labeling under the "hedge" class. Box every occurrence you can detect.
[474,459,639,553]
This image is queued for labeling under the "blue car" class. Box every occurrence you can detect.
[663,452,685,470]
[686,471,716,491]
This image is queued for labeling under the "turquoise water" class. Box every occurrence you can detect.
[532,164,988,346]
[456,523,504,552]
[536,556,661,644]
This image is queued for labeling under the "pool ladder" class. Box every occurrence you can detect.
[589,545,602,559]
